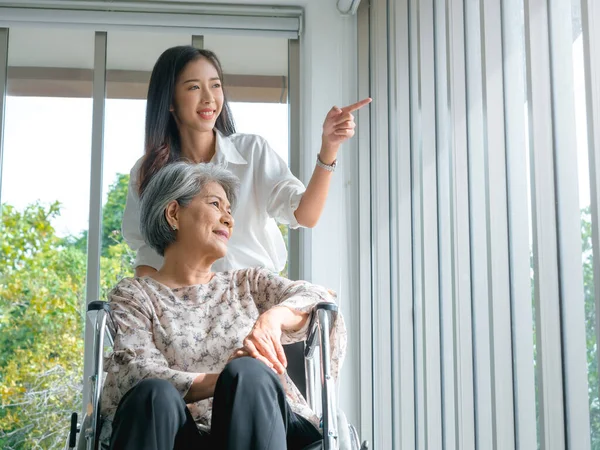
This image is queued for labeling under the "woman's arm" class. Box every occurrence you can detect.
[294,98,372,228]
[262,304,310,333]
[242,305,310,374]
[243,268,345,374]
[184,347,261,401]
[184,373,220,403]
[292,141,335,228]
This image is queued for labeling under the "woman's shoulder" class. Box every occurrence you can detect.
[226,132,269,147]
[231,267,290,289]
[109,276,160,302]
[222,267,273,284]
[220,267,253,283]
[224,133,274,159]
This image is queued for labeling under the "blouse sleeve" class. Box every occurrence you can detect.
[106,279,200,397]
[248,268,347,381]
[121,160,164,270]
[254,137,306,229]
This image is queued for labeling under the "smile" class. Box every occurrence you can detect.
[214,230,229,241]
[198,110,216,120]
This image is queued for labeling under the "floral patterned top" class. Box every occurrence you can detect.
[99,267,346,442]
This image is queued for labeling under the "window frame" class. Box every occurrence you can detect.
[0,4,303,421]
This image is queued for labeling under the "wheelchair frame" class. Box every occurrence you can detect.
[67,301,361,450]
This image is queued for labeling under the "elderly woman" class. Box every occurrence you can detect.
[100,162,346,450]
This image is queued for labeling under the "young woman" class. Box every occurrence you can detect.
[122,45,371,275]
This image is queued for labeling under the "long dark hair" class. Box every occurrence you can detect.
[138,46,236,196]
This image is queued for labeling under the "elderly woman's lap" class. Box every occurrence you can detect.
[213,357,322,449]
[109,378,208,449]
[109,357,322,450]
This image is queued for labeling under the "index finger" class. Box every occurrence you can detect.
[341,97,372,113]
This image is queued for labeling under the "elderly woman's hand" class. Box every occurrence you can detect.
[242,308,289,375]
[227,347,250,363]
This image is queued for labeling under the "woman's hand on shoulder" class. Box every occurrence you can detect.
[242,309,288,375]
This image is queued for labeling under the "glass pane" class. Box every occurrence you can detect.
[525,110,541,450]
[571,0,599,445]
[101,31,191,289]
[0,27,94,449]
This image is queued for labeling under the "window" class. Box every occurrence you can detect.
[0,26,95,449]
[571,1,598,445]
[0,25,292,449]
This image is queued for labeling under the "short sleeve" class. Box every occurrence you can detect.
[121,159,164,270]
[254,137,306,229]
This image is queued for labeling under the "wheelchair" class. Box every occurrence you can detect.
[66,300,369,450]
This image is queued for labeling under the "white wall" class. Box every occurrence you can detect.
[299,0,361,428]
[247,0,362,427]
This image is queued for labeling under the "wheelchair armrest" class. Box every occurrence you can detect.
[84,301,114,450]
[87,301,115,347]
[87,301,110,312]
[304,302,338,359]
[303,302,339,450]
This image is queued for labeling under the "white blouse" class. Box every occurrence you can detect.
[121,131,306,273]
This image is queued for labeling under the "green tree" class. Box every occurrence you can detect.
[582,206,600,447]
[70,173,131,257]
[101,174,130,255]
[0,201,88,449]
[532,207,599,448]
[0,174,133,449]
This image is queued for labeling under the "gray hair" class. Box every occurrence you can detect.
[139,161,240,256]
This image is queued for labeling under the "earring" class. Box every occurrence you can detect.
[172,224,177,231]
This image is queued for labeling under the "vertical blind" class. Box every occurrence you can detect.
[362,0,600,449]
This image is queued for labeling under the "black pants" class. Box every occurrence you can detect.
[109,357,322,450]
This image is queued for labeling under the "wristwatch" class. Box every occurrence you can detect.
[316,154,337,172]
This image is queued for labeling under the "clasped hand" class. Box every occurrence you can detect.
[229,308,288,375]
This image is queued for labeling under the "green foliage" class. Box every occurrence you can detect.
[582,207,600,447]
[278,223,289,278]
[0,202,87,449]
[1,202,62,274]
[532,206,599,448]
[0,174,133,449]
[67,173,131,257]
[101,174,130,256]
